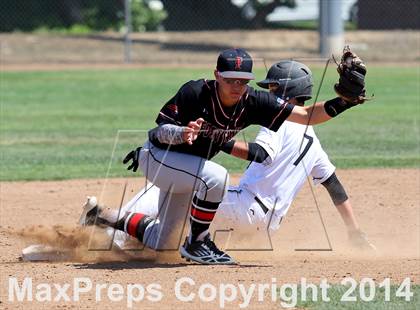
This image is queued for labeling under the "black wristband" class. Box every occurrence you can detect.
[324,97,353,117]
[220,140,235,154]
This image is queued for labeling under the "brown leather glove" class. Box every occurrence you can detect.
[334,46,368,105]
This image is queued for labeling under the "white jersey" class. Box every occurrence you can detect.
[239,121,335,221]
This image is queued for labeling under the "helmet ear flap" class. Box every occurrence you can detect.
[273,74,313,102]
[296,97,306,104]
[273,85,289,101]
[258,60,313,100]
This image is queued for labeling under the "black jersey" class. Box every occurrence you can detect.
[149,79,294,159]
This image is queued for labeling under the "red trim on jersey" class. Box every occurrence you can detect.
[234,107,246,127]
[191,206,216,221]
[204,79,211,90]
[210,99,225,127]
[167,104,178,114]
[210,81,225,128]
[158,112,177,124]
[214,81,231,120]
[127,213,145,237]
[212,80,248,130]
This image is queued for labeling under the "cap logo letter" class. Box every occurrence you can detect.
[235,56,243,70]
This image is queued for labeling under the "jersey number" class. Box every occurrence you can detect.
[293,133,313,166]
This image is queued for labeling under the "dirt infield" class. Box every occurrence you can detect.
[0,169,419,308]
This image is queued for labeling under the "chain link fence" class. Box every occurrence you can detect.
[0,0,419,66]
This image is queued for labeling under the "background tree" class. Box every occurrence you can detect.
[0,0,166,32]
[160,0,296,31]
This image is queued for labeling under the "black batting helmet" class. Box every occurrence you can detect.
[257,60,313,101]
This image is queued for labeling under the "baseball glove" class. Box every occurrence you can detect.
[334,46,367,104]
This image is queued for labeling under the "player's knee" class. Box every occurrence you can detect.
[200,164,229,202]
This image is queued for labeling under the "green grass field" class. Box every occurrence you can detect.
[291,284,420,310]
[1,66,419,181]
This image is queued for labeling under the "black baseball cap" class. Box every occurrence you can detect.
[216,48,255,80]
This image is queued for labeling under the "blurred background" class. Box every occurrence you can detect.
[1,0,419,67]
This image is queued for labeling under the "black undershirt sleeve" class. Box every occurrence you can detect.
[321,172,349,205]
[220,140,269,163]
[247,142,269,163]
[220,140,235,154]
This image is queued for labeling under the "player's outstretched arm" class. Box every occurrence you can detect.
[335,200,377,251]
[287,101,331,125]
[287,46,369,126]
[287,97,360,125]
[321,173,376,251]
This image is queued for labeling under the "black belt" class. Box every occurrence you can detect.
[254,196,269,214]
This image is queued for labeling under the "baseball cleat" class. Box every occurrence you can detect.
[179,234,236,265]
[78,196,100,226]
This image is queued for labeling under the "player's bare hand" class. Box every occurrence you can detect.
[349,229,377,252]
[183,118,204,145]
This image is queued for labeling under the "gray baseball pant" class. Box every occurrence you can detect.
[137,140,229,250]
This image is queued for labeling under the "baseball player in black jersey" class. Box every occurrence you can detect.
[80,48,368,265]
